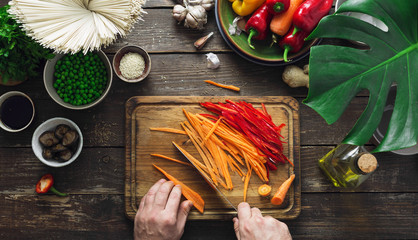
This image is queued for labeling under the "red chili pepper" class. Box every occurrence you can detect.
[266,0,290,15]
[245,3,273,49]
[36,174,68,197]
[279,26,309,62]
[292,0,333,35]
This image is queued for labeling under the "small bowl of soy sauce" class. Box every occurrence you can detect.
[0,91,35,132]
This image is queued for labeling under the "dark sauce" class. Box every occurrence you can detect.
[0,95,33,130]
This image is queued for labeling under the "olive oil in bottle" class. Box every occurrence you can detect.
[318,144,378,188]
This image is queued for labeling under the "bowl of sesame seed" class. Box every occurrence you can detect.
[112,45,151,83]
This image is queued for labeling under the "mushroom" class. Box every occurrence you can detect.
[58,149,73,161]
[62,130,79,147]
[282,64,309,88]
[42,148,54,159]
[51,143,67,153]
[39,131,59,147]
[54,124,71,140]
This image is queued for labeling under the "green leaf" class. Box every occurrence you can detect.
[303,0,418,153]
[0,5,55,82]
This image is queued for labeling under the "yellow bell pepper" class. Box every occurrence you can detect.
[229,0,266,16]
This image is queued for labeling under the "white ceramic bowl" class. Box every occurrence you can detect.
[43,50,113,110]
[32,117,83,167]
[0,91,35,132]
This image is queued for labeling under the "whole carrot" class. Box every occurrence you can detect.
[271,174,295,205]
[270,0,304,36]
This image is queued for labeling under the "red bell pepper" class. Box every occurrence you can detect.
[279,26,309,62]
[36,173,68,197]
[201,100,291,169]
[266,0,290,15]
[292,0,333,34]
[245,3,273,49]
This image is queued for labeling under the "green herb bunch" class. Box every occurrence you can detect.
[0,5,54,84]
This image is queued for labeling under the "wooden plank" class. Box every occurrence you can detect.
[103,9,230,54]
[125,96,301,220]
[0,148,124,194]
[0,96,369,147]
[0,193,416,239]
[1,146,417,195]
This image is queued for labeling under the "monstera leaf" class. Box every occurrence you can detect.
[303,0,418,153]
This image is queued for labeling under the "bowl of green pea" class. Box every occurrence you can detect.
[43,50,113,110]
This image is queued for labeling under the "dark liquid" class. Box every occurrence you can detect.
[0,95,33,130]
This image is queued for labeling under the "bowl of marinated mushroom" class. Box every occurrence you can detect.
[32,117,83,167]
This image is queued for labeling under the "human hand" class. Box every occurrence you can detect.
[233,202,292,240]
[134,179,193,240]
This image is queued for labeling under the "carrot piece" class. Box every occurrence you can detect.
[258,184,272,197]
[150,127,186,135]
[153,164,205,213]
[204,80,240,92]
[150,154,193,167]
[271,174,295,205]
[270,0,304,36]
[243,167,252,202]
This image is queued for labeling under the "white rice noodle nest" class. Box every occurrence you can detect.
[8,0,147,54]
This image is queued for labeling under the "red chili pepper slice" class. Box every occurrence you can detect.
[244,3,273,49]
[36,174,68,197]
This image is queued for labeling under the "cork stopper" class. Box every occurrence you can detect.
[357,154,378,173]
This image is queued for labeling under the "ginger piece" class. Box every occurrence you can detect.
[282,64,309,88]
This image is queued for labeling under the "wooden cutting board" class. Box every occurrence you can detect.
[125,96,300,220]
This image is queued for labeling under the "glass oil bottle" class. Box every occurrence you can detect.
[318,144,378,188]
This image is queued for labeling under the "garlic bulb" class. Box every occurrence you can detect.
[187,0,214,11]
[172,4,187,22]
[184,5,207,30]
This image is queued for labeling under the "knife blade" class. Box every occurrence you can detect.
[173,142,238,211]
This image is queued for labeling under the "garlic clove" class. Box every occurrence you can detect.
[206,53,220,69]
[200,0,215,11]
[184,5,207,29]
[194,32,214,49]
[172,5,187,22]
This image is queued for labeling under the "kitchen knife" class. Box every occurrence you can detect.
[173,142,238,211]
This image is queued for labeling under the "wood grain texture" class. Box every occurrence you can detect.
[0,95,366,148]
[1,146,417,195]
[1,0,416,238]
[125,96,301,220]
[0,193,416,239]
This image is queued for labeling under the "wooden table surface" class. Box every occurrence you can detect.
[1,0,417,239]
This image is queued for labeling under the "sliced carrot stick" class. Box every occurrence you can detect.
[258,184,272,197]
[271,174,295,205]
[243,167,252,202]
[153,164,205,213]
[150,154,192,167]
[204,80,240,92]
[150,127,186,135]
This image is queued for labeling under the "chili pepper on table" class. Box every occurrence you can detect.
[245,2,273,49]
[266,0,290,15]
[278,26,309,62]
[36,173,68,197]
[292,0,333,35]
[229,0,265,17]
